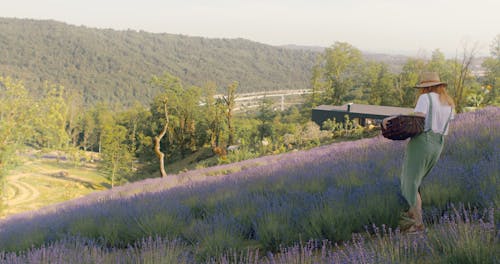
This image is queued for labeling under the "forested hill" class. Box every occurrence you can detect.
[0,17,318,105]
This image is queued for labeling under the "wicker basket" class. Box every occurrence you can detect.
[381,115,425,140]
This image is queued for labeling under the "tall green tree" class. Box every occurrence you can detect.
[427,49,451,79]
[150,72,203,176]
[378,65,399,106]
[80,109,97,151]
[309,59,326,107]
[363,62,398,106]
[322,42,363,105]
[203,81,226,152]
[223,81,238,146]
[256,97,277,140]
[117,102,151,172]
[91,103,114,153]
[0,77,33,204]
[154,97,170,177]
[65,89,85,148]
[398,58,426,107]
[31,83,70,150]
[100,123,132,188]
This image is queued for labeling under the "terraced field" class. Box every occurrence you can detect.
[1,157,110,218]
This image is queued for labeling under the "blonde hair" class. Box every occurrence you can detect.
[419,85,455,107]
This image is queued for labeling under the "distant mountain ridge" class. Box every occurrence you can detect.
[1,17,417,106]
[0,17,318,105]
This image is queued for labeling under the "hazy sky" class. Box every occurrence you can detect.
[2,0,499,56]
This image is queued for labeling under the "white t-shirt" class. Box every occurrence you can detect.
[414,92,454,135]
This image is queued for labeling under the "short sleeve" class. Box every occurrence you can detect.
[414,94,428,114]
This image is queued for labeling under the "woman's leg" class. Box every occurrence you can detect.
[401,135,427,208]
[416,192,423,226]
[401,192,425,233]
[399,133,443,232]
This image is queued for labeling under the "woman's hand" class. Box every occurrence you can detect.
[382,116,396,129]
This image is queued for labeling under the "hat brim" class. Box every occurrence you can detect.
[414,82,447,88]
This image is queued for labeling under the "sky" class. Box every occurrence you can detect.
[1,0,499,57]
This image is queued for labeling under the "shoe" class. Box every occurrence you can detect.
[403,223,426,235]
[399,207,425,234]
[399,212,416,231]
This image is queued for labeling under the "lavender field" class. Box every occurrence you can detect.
[0,107,499,263]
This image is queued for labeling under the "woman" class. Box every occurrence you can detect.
[384,72,454,233]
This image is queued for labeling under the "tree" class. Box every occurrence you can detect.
[30,83,70,150]
[65,89,84,148]
[322,42,363,105]
[223,81,238,146]
[257,97,277,140]
[427,49,449,76]
[94,104,115,153]
[398,58,426,107]
[0,78,33,144]
[150,72,202,176]
[101,123,132,187]
[80,109,97,151]
[309,58,326,107]
[117,102,150,171]
[482,34,500,106]
[152,95,169,178]
[203,81,226,152]
[173,85,202,157]
[0,77,33,204]
[451,42,479,112]
[363,62,398,106]
[378,66,399,106]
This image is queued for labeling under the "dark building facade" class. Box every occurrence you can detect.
[312,103,414,128]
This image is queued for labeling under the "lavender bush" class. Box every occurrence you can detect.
[1,206,498,263]
[0,107,498,262]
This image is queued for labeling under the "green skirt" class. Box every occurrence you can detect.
[400,131,445,207]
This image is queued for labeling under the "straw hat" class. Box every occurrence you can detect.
[415,72,447,88]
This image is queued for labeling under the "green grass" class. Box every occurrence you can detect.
[1,156,110,218]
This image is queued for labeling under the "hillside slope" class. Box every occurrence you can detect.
[0,17,317,105]
[0,108,498,260]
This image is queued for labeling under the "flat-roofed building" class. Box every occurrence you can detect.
[312,103,414,128]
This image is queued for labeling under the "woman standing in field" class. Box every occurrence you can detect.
[384,72,455,233]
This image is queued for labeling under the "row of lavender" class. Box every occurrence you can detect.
[0,107,498,261]
[1,207,498,263]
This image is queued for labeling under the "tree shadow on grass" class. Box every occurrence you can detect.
[46,171,104,190]
[99,182,112,189]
